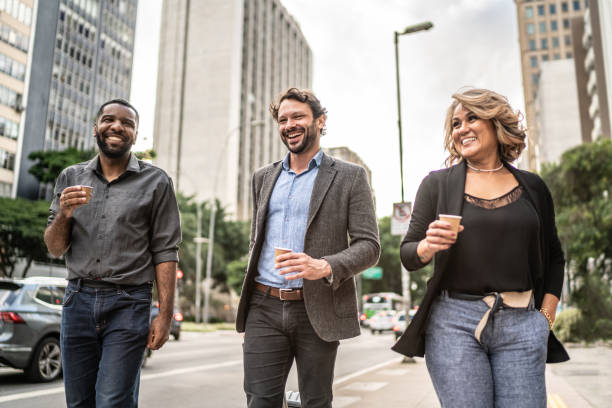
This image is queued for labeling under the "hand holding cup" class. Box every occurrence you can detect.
[59,185,93,218]
[417,214,464,262]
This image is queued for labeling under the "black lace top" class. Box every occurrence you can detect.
[441,186,541,295]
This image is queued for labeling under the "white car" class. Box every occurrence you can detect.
[368,310,396,334]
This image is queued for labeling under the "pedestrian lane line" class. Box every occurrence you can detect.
[547,393,568,408]
[0,360,243,403]
[333,357,402,387]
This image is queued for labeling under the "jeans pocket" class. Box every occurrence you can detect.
[121,286,153,303]
[62,288,77,307]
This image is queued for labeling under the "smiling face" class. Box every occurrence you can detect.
[94,103,138,159]
[451,104,499,164]
[277,98,325,155]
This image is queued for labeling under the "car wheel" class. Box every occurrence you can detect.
[26,337,62,382]
[172,328,181,341]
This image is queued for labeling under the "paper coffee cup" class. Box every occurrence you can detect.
[80,185,93,203]
[274,247,292,260]
[439,214,462,233]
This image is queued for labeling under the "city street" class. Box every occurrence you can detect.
[0,330,610,407]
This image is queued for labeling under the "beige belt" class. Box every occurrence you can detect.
[472,290,533,343]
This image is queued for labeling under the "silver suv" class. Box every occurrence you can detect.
[0,277,66,382]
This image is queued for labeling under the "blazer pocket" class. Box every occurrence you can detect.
[333,281,357,318]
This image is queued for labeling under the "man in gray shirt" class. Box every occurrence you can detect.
[44,99,181,408]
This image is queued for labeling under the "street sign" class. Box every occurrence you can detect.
[363,267,383,280]
[391,202,412,236]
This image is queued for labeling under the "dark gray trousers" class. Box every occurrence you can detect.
[243,290,339,408]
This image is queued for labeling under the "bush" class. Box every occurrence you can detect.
[554,308,583,343]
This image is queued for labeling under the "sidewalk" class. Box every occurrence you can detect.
[332,356,596,408]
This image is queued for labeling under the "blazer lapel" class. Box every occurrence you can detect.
[306,154,337,230]
[256,162,283,233]
[445,161,467,216]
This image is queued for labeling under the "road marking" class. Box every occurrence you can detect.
[0,360,243,403]
[334,357,402,387]
[141,359,242,380]
[341,381,388,391]
[547,393,568,408]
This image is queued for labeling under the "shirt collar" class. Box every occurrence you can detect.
[85,153,141,175]
[282,149,323,172]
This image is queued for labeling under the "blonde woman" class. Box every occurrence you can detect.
[392,88,568,407]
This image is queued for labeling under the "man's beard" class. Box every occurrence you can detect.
[282,120,317,154]
[95,130,133,158]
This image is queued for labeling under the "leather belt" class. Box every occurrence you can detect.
[75,278,150,290]
[255,283,304,301]
[446,289,533,343]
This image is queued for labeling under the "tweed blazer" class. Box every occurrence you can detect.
[391,161,569,363]
[236,153,380,342]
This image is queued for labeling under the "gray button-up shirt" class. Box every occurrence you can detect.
[48,154,182,285]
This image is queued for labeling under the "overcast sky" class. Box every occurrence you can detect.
[131,0,524,218]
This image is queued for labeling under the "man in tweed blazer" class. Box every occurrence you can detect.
[236,88,380,408]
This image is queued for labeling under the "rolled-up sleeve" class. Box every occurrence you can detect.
[149,177,182,264]
[47,171,68,226]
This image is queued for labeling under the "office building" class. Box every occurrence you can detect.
[571,0,611,142]
[514,0,588,170]
[15,0,138,199]
[534,59,582,165]
[0,0,34,197]
[154,0,312,220]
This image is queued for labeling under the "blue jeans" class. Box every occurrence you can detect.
[61,280,152,408]
[425,291,550,408]
[243,290,339,408]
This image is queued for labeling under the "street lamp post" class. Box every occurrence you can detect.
[394,22,433,348]
[394,21,433,203]
[201,119,265,325]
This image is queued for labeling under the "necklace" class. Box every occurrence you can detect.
[466,162,504,173]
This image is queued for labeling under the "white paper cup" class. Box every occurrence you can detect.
[439,214,462,233]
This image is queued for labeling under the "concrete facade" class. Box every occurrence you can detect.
[535,59,582,165]
[0,0,34,197]
[514,0,587,170]
[154,0,312,220]
[15,0,137,200]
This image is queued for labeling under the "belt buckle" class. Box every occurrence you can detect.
[279,288,293,301]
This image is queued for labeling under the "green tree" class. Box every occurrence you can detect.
[28,148,96,184]
[541,139,612,341]
[176,194,250,316]
[0,197,52,277]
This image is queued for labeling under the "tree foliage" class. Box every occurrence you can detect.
[176,194,250,317]
[540,139,612,340]
[0,197,51,278]
[28,148,97,184]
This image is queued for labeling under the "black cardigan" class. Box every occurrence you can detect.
[391,161,569,363]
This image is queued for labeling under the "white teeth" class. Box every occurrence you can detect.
[462,137,476,145]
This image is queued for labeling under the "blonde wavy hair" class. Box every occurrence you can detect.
[443,88,527,166]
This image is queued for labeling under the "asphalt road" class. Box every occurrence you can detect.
[0,329,401,407]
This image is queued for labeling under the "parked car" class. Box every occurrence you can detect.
[368,310,397,334]
[392,308,417,339]
[0,277,66,382]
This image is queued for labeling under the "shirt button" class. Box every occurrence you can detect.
[101,215,106,219]
[96,259,100,263]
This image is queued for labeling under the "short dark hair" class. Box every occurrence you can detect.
[95,98,139,125]
[269,88,327,135]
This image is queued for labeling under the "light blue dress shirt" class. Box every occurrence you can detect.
[255,150,323,289]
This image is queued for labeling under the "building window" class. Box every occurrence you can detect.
[573,1,580,10]
[527,23,535,35]
[551,20,558,31]
[541,38,548,49]
[538,5,545,15]
[542,54,550,61]
[550,4,557,14]
[563,19,570,29]
[552,37,560,48]
[565,35,571,45]
[0,148,15,171]
[530,56,538,67]
[562,2,568,12]
[585,0,588,7]
[567,52,573,58]
[554,54,561,60]
[539,22,547,33]
[529,39,536,50]
[526,6,534,18]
